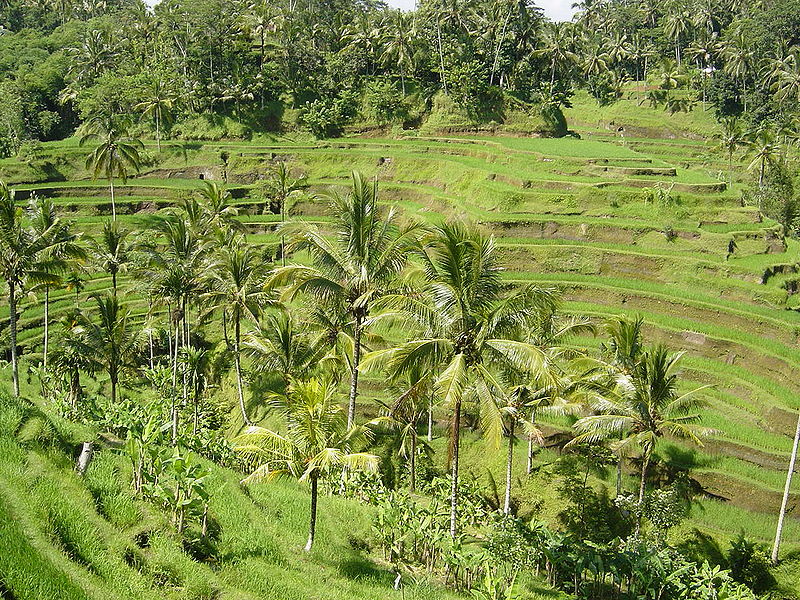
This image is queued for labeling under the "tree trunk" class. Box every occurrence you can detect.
[428,396,433,442]
[436,22,447,95]
[504,420,515,514]
[9,282,19,397]
[156,113,161,153]
[110,179,116,221]
[305,471,318,552]
[235,317,251,426]
[449,398,461,538]
[43,286,49,371]
[526,408,537,475]
[347,314,363,429]
[410,431,417,493]
[616,456,622,497]
[112,270,117,298]
[110,374,117,405]
[490,7,512,86]
[635,453,650,534]
[772,410,800,565]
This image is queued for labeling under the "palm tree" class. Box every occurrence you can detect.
[663,7,692,65]
[772,410,800,565]
[30,196,86,371]
[571,346,712,530]
[50,311,98,409]
[77,295,142,404]
[203,245,274,426]
[0,184,74,396]
[81,128,144,221]
[91,220,131,297]
[375,364,434,493]
[135,80,175,152]
[270,171,420,429]
[197,181,241,234]
[64,272,86,307]
[747,128,781,189]
[364,222,556,537]
[236,377,379,551]
[535,22,578,95]
[718,117,747,187]
[245,311,322,390]
[380,10,417,93]
[259,163,308,265]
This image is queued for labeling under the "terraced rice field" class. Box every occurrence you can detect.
[2,103,799,544]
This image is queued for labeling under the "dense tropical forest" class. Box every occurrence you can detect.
[1,0,800,598]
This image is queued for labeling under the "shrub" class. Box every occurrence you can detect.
[363,79,408,125]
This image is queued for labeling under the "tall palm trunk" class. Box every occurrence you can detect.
[635,453,650,534]
[504,420,515,515]
[109,179,116,222]
[428,396,433,442]
[305,471,319,552]
[449,398,461,538]
[110,373,117,404]
[410,431,417,493]
[9,282,19,397]
[526,408,537,475]
[772,411,800,565]
[347,314,363,429]
[43,286,50,371]
[436,22,448,95]
[155,112,161,153]
[234,316,251,426]
[616,457,623,497]
[111,270,117,298]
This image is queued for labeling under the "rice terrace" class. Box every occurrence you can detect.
[1,0,800,598]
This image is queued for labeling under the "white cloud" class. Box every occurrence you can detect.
[385,0,575,22]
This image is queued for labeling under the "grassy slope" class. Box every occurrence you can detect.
[2,91,800,595]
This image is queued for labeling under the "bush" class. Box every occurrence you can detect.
[726,533,775,593]
[362,79,408,125]
[172,114,251,140]
[299,92,358,138]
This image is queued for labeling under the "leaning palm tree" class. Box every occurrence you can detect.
[77,295,142,404]
[197,181,242,235]
[236,377,379,551]
[81,128,144,221]
[0,184,75,396]
[571,346,712,529]
[772,409,800,565]
[364,222,557,536]
[270,171,421,429]
[91,220,131,297]
[203,245,274,426]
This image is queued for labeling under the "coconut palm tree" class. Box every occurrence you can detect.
[718,117,747,187]
[245,311,323,390]
[270,171,420,429]
[375,364,434,493]
[50,311,99,410]
[747,128,781,189]
[236,377,379,551]
[364,222,557,536]
[571,346,712,530]
[203,245,274,426]
[91,220,131,297]
[380,10,417,93]
[0,184,77,396]
[30,196,86,371]
[81,128,144,221]
[135,80,175,152]
[76,295,142,404]
[259,163,309,265]
[197,181,241,234]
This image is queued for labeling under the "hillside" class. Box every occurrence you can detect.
[1,91,800,599]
